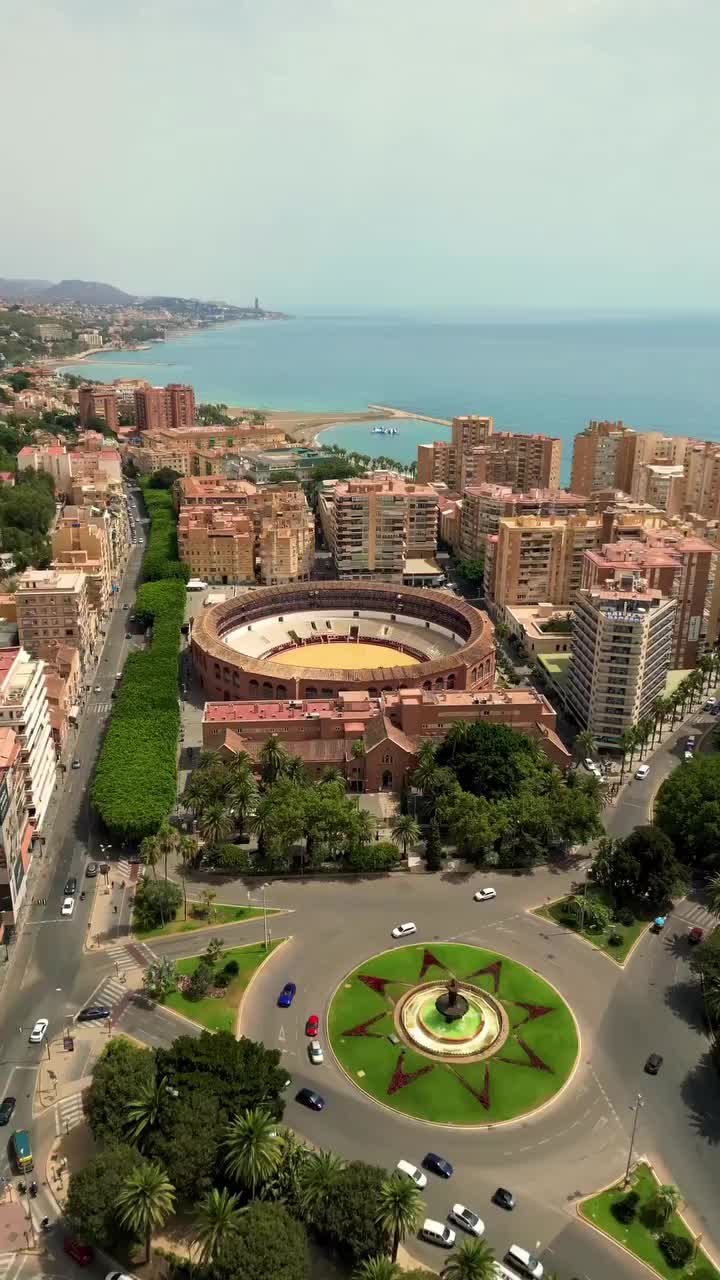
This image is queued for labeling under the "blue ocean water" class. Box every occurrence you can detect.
[63,312,720,484]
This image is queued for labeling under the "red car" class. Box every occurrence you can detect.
[64,1239,94,1267]
[689,927,704,944]
[305,1014,319,1037]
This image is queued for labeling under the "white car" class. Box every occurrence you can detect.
[309,1039,324,1065]
[391,922,417,939]
[396,1159,427,1188]
[450,1203,485,1237]
[93,685,102,693]
[106,1273,135,1280]
[634,764,650,780]
[474,887,497,902]
[61,897,75,917]
[29,1018,49,1043]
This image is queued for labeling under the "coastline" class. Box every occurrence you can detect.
[225,407,388,447]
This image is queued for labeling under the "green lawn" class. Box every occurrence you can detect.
[133,901,279,941]
[580,1164,719,1280]
[535,888,651,964]
[164,940,282,1033]
[329,942,578,1125]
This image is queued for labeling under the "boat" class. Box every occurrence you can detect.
[370,426,399,436]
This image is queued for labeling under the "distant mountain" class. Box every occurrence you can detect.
[0,278,55,302]
[37,279,136,305]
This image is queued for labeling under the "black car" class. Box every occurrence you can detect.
[77,1006,111,1023]
[0,1096,16,1126]
[85,862,98,878]
[645,1053,664,1075]
[64,877,77,896]
[296,1088,325,1111]
[493,1187,515,1210]
[423,1152,453,1178]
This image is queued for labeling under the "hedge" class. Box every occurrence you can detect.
[141,485,189,583]
[91,479,185,840]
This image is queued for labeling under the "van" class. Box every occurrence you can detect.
[187,578,208,591]
[12,1129,33,1173]
[420,1219,455,1248]
[506,1244,544,1278]
[396,1159,427,1189]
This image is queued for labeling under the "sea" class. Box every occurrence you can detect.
[61,311,720,486]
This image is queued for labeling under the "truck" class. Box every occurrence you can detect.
[12,1129,33,1173]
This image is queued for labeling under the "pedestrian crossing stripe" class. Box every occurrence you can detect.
[56,1092,84,1135]
[105,944,137,971]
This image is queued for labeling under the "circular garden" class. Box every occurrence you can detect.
[328,943,579,1125]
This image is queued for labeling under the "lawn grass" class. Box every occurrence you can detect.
[164,940,282,1033]
[329,942,578,1125]
[534,887,651,964]
[133,901,279,941]
[580,1163,719,1280]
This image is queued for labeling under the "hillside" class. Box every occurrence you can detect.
[0,278,55,302]
[0,277,135,305]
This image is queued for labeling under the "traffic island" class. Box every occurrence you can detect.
[533,888,653,966]
[579,1162,720,1280]
[328,942,579,1125]
[163,939,284,1033]
[132,900,282,942]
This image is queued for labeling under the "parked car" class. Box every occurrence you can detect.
[506,1244,544,1278]
[64,877,77,896]
[77,1006,111,1023]
[63,1238,94,1267]
[308,1039,324,1065]
[29,1018,49,1043]
[61,896,75,917]
[423,1152,453,1178]
[420,1219,455,1248]
[688,927,704,944]
[450,1204,484,1236]
[493,1186,515,1210]
[296,1088,325,1111]
[474,887,497,902]
[634,764,650,780]
[396,1159,427,1188]
[277,982,297,1008]
[93,685,102,693]
[0,1096,16,1126]
[305,1014,319,1037]
[85,862,98,877]
[391,922,417,939]
[71,759,81,770]
[645,1052,664,1075]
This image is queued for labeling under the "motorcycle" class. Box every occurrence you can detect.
[29,1181,37,1198]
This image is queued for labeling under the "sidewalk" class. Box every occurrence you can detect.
[85,865,139,951]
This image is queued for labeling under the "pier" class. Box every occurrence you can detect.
[368,404,452,427]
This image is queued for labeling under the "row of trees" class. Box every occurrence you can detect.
[141,482,189,582]
[615,653,720,779]
[689,880,720,1029]
[92,477,186,840]
[71,1030,511,1279]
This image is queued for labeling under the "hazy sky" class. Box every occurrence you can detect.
[3,0,718,309]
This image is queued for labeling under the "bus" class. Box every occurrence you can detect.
[12,1129,33,1173]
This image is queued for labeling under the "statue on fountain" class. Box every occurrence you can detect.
[435,976,470,1024]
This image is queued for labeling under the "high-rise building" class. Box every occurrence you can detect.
[416,417,561,494]
[319,475,438,581]
[134,383,196,432]
[78,384,120,432]
[177,508,255,585]
[458,485,593,559]
[15,570,97,666]
[570,421,637,494]
[0,647,56,830]
[258,509,315,585]
[52,507,114,615]
[486,513,603,612]
[0,727,35,928]
[566,586,676,748]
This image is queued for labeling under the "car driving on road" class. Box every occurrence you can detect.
[308,1039,324,1065]
[450,1204,484,1236]
[0,1096,16,1125]
[305,1014,319,1037]
[277,982,296,1008]
[29,1018,49,1043]
[61,896,75,917]
[296,1088,325,1111]
[473,887,497,901]
[77,1006,111,1023]
[391,922,417,938]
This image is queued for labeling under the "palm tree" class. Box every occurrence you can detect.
[259,734,289,784]
[198,801,233,849]
[707,872,720,919]
[193,1187,245,1264]
[320,766,345,786]
[125,1076,170,1144]
[224,1107,283,1195]
[199,888,217,921]
[442,1239,497,1280]
[299,1149,347,1223]
[227,749,255,784]
[619,728,634,781]
[573,729,596,764]
[230,773,257,837]
[155,823,179,881]
[651,695,669,748]
[375,1173,425,1263]
[391,814,421,857]
[704,979,720,1027]
[285,756,307,785]
[353,808,375,846]
[648,1183,681,1226]
[116,1161,175,1263]
[263,1129,310,1207]
[177,833,198,920]
[139,832,161,879]
[351,739,366,760]
[353,1259,402,1280]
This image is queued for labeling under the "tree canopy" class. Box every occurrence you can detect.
[211,1202,310,1280]
[65,1144,146,1248]
[590,826,687,908]
[655,754,720,869]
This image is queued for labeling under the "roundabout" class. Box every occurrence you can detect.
[328,942,579,1125]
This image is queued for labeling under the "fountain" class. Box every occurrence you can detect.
[396,974,510,1061]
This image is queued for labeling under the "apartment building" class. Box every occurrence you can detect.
[417,441,458,489]
[570,421,637,494]
[15,570,96,665]
[78,384,120,432]
[52,507,114,612]
[417,416,561,495]
[486,513,603,612]
[17,444,72,493]
[0,647,56,830]
[319,474,438,581]
[174,476,258,508]
[123,425,285,476]
[17,441,122,499]
[459,485,593,559]
[566,586,676,748]
[177,508,255,584]
[134,383,196,432]
[582,532,715,669]
[258,510,315,585]
[38,642,82,759]
[0,727,34,928]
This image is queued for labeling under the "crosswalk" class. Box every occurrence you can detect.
[91,973,131,1013]
[105,943,139,974]
[674,901,716,932]
[56,1091,84,1135]
[88,700,112,715]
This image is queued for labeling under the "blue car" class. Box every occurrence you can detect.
[278,982,297,1008]
[423,1152,453,1178]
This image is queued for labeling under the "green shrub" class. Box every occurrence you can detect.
[611,1191,639,1224]
[347,840,401,872]
[217,843,253,872]
[658,1232,693,1268]
[608,931,624,947]
[213,971,231,989]
[614,907,635,927]
[133,879,182,930]
[223,959,240,977]
[188,961,214,999]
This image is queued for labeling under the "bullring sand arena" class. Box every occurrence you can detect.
[190,581,497,701]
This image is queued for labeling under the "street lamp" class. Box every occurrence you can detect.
[260,881,270,951]
[624,1092,644,1185]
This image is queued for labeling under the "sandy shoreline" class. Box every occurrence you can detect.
[226,406,388,446]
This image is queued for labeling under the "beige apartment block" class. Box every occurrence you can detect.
[134,383,196,432]
[78,384,120,431]
[566,586,676,748]
[417,417,561,496]
[17,444,72,494]
[319,474,439,581]
[487,513,603,612]
[632,464,686,515]
[15,570,96,666]
[52,507,113,610]
[258,509,315,585]
[570,420,637,494]
[0,647,56,830]
[177,508,255,585]
[0,726,35,925]
[459,485,594,559]
[174,476,259,508]
[417,440,458,488]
